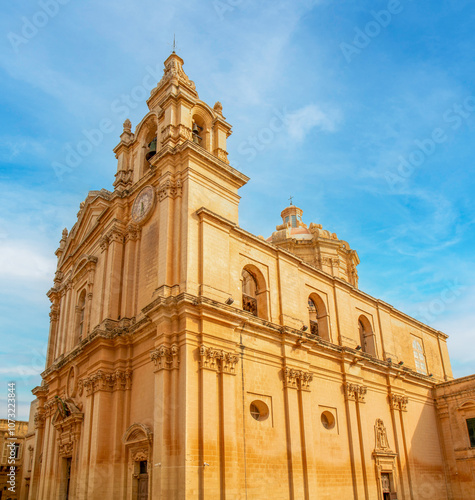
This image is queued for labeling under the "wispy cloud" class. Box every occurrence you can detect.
[286,104,341,141]
[0,366,43,376]
[0,241,55,279]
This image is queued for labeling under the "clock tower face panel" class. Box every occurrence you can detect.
[131,185,155,223]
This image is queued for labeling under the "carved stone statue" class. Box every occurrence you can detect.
[375,418,390,450]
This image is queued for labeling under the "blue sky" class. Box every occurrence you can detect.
[1,0,474,420]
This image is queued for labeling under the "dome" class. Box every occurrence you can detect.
[267,203,360,287]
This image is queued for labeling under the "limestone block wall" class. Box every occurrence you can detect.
[435,375,475,499]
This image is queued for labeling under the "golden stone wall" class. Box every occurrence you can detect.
[25,53,473,499]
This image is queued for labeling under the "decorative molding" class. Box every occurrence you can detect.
[345,382,368,403]
[47,397,84,457]
[113,168,134,191]
[49,304,60,322]
[160,124,192,143]
[150,344,180,371]
[133,450,148,462]
[125,223,141,242]
[123,423,153,445]
[283,367,313,392]
[213,101,223,115]
[72,255,98,283]
[100,226,125,251]
[157,179,183,201]
[54,270,64,285]
[34,408,46,429]
[59,441,74,456]
[154,54,196,93]
[78,369,132,396]
[213,147,229,163]
[199,345,238,375]
[390,393,408,412]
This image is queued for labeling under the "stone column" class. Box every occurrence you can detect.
[101,226,125,320]
[283,367,314,500]
[198,346,221,497]
[344,381,369,500]
[46,290,60,366]
[298,373,318,499]
[150,344,179,497]
[29,387,47,500]
[219,351,239,497]
[76,378,94,500]
[388,392,410,499]
[121,224,140,319]
[156,179,182,296]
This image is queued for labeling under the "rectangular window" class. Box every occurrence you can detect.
[467,418,475,447]
[1,443,20,463]
[412,337,427,374]
[291,215,297,227]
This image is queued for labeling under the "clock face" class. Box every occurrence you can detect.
[131,186,155,223]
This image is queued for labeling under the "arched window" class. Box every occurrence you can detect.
[307,293,330,340]
[76,290,86,341]
[141,125,158,175]
[241,265,268,320]
[192,114,208,150]
[358,315,376,356]
[308,298,319,336]
[412,338,427,374]
[358,320,365,345]
[192,121,204,146]
[242,269,258,316]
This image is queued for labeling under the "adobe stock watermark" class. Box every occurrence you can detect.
[52,62,163,181]
[7,0,72,53]
[340,0,413,63]
[236,108,289,163]
[385,95,475,190]
[213,0,243,21]
[417,280,467,325]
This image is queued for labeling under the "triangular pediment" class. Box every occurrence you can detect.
[62,190,112,261]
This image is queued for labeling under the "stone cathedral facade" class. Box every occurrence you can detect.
[25,53,475,500]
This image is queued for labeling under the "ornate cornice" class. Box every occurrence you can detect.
[150,344,180,371]
[345,382,367,403]
[78,369,132,396]
[100,225,125,251]
[160,124,192,144]
[390,393,408,412]
[34,408,46,429]
[125,223,141,242]
[283,367,313,391]
[157,179,183,201]
[49,304,60,322]
[199,345,238,375]
[213,147,229,164]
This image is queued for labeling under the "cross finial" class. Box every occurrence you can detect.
[172,34,176,53]
[289,196,293,206]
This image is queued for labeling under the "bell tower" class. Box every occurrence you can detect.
[111,52,249,299]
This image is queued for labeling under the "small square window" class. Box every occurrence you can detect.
[467,418,475,448]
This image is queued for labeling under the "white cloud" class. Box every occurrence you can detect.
[285,104,341,142]
[0,241,56,279]
[0,366,43,376]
